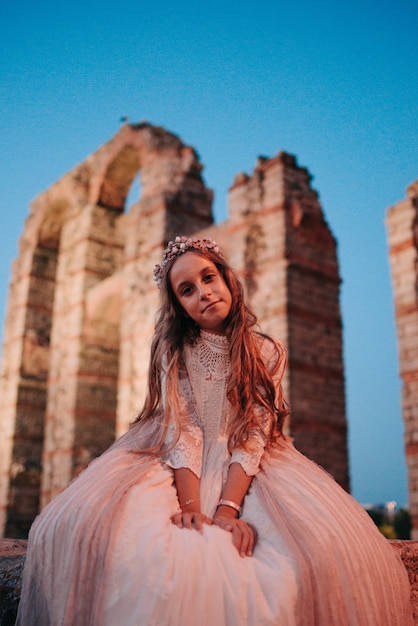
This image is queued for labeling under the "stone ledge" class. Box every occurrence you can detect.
[0,539,27,626]
[0,539,417,623]
[391,540,418,623]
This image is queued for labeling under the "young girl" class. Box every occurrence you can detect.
[17,235,413,625]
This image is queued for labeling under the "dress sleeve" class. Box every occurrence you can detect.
[162,359,203,478]
[229,416,270,475]
[229,337,287,476]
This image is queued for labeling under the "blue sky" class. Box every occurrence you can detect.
[1,0,417,507]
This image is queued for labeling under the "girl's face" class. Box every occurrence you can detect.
[169,251,232,335]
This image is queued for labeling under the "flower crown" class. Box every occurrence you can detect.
[154,235,224,288]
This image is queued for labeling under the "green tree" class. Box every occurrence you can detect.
[378,523,397,539]
[394,509,412,540]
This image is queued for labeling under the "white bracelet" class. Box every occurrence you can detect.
[218,499,241,514]
[179,498,200,508]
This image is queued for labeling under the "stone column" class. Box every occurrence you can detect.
[40,202,124,507]
[386,180,418,537]
[0,241,56,537]
[223,153,349,489]
[117,146,214,435]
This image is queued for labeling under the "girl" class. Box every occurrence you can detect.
[17,235,413,625]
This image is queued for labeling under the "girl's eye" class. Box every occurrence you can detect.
[203,273,215,282]
[181,285,193,296]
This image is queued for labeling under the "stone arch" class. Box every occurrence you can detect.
[98,145,141,210]
[0,123,214,536]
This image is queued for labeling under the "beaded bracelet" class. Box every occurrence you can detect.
[218,499,241,515]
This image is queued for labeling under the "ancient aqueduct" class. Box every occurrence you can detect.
[0,123,416,538]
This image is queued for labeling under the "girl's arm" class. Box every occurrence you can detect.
[216,462,252,515]
[174,467,201,512]
[212,337,286,556]
[171,467,212,532]
[213,462,256,557]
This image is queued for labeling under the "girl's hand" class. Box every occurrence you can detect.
[213,513,258,557]
[171,511,213,534]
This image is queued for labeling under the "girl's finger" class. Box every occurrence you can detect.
[194,513,212,532]
[170,513,183,528]
[183,513,194,529]
[193,513,204,532]
[231,524,243,553]
[240,527,253,557]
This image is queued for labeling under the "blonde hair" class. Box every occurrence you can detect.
[133,248,289,453]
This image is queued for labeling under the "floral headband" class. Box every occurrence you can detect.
[154,235,224,288]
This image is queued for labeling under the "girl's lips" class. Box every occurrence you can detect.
[202,300,221,313]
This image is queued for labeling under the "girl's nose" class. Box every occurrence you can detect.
[198,284,210,298]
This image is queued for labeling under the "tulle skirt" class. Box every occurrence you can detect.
[16,424,413,625]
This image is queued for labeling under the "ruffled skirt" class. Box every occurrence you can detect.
[16,424,413,625]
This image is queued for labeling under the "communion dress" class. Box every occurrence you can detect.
[16,331,413,625]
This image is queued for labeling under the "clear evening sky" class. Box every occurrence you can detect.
[1,0,417,507]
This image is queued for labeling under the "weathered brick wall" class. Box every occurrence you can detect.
[213,154,348,487]
[0,123,348,538]
[386,180,418,538]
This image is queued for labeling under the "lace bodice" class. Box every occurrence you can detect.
[186,330,230,440]
[194,330,230,373]
[164,331,283,479]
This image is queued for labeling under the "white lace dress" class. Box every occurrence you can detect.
[16,331,413,626]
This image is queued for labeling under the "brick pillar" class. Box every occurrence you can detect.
[0,242,57,537]
[221,153,349,489]
[386,179,418,537]
[117,145,213,435]
[40,203,124,507]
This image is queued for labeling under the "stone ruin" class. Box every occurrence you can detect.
[387,180,418,540]
[0,122,348,538]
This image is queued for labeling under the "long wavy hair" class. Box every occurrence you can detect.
[133,247,289,453]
